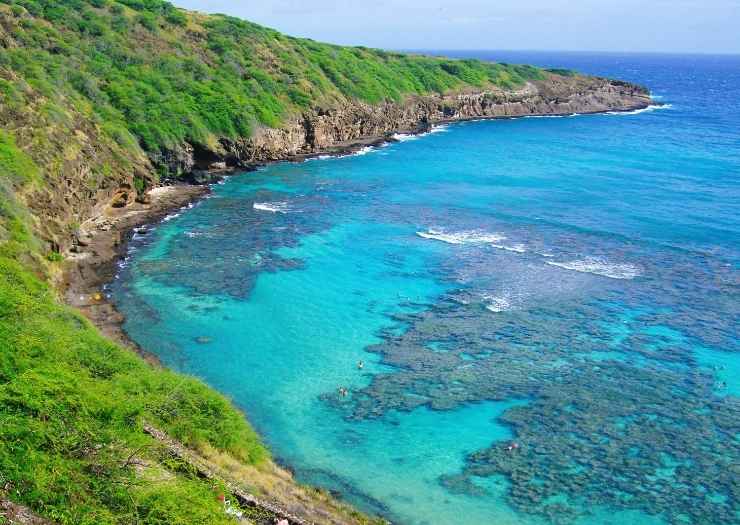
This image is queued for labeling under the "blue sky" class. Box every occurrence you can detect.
[172,1,740,54]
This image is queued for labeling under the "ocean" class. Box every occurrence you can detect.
[111,52,740,525]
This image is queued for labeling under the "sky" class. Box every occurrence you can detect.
[172,0,740,54]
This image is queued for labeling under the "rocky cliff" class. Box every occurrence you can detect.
[155,74,651,174]
[16,72,649,257]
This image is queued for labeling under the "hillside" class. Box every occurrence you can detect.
[0,1,651,523]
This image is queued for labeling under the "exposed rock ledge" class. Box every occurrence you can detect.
[152,75,651,174]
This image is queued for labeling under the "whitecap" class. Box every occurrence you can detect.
[335,146,377,159]
[429,124,449,134]
[253,201,290,213]
[607,104,672,116]
[162,212,180,222]
[352,146,375,156]
[523,114,570,119]
[392,133,418,142]
[305,154,333,162]
[491,242,527,253]
[482,294,512,313]
[416,228,506,245]
[546,258,642,280]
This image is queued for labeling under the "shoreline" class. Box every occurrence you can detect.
[60,101,653,522]
[63,184,210,364]
[61,99,654,377]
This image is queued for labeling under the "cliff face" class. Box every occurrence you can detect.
[0,0,650,257]
[159,74,651,171]
[17,73,649,256]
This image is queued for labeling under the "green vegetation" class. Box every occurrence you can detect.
[0,143,268,523]
[545,67,578,77]
[1,0,546,164]
[0,1,559,522]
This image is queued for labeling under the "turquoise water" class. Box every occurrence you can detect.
[113,53,740,524]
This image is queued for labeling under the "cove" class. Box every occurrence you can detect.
[113,53,740,525]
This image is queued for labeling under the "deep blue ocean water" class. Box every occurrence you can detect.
[112,52,740,525]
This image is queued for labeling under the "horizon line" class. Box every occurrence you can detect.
[399,48,740,57]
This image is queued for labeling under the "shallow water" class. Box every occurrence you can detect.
[113,52,740,525]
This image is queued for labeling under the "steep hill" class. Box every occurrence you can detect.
[0,1,651,523]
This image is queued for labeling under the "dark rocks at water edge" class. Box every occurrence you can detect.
[150,76,651,177]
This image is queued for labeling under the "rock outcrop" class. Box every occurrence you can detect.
[153,74,651,171]
[21,72,649,255]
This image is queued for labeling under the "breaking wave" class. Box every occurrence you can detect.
[546,258,642,280]
[417,228,528,253]
[607,104,672,116]
[482,294,512,313]
[253,201,291,213]
[417,228,506,245]
[392,133,419,142]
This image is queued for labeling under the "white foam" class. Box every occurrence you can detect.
[546,258,642,280]
[305,154,333,162]
[417,228,506,245]
[429,124,449,134]
[482,294,512,313]
[253,201,290,213]
[162,212,180,222]
[392,133,418,142]
[335,146,377,159]
[353,146,375,156]
[607,104,672,116]
[523,114,570,119]
[491,242,527,253]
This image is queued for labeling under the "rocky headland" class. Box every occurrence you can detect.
[155,76,651,175]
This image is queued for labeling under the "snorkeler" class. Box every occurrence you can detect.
[357,360,364,370]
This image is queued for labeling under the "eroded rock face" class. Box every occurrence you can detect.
[19,73,649,254]
[153,75,651,167]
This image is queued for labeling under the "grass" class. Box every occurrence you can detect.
[0,130,268,523]
[0,231,270,523]
[1,0,548,175]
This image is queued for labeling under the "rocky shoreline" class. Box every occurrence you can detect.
[61,77,652,373]
[62,184,209,362]
[152,76,651,174]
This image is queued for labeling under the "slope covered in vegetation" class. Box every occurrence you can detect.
[0,128,273,524]
[0,77,381,525]
[0,0,545,164]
